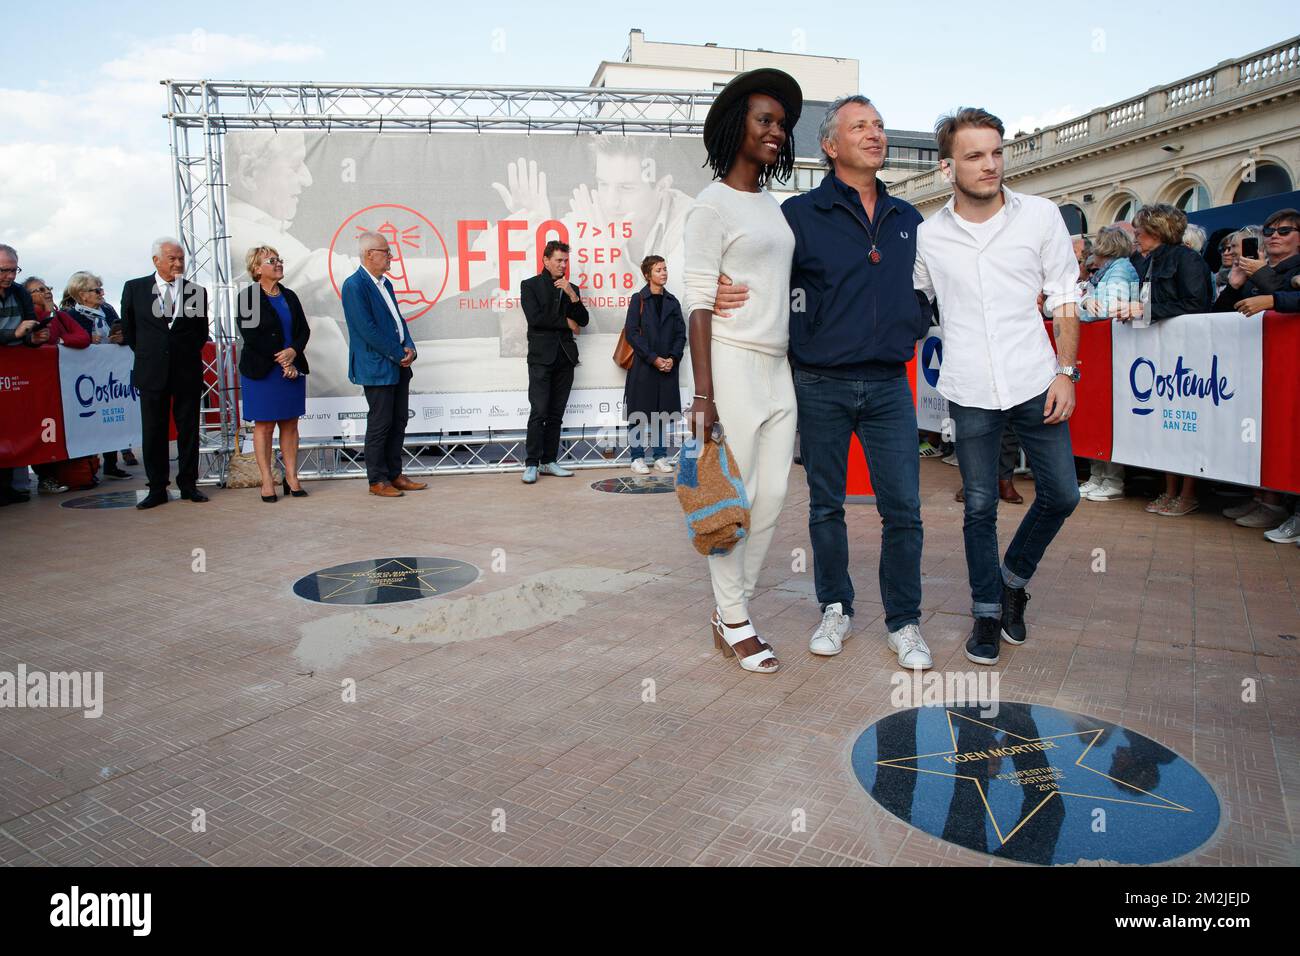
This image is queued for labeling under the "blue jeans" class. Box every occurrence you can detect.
[795,370,923,632]
[629,445,666,461]
[949,388,1080,617]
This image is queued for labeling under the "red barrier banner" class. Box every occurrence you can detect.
[0,347,68,468]
[1046,319,1112,461]
[1261,311,1300,494]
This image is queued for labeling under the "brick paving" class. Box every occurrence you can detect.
[0,458,1296,866]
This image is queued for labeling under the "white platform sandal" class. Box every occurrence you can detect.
[710,609,779,674]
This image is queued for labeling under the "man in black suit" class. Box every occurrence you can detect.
[520,240,588,483]
[120,238,211,509]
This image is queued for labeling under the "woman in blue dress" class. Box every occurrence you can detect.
[236,246,310,501]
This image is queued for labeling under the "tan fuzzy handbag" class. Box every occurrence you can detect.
[224,426,282,488]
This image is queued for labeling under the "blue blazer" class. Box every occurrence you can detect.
[341,267,417,386]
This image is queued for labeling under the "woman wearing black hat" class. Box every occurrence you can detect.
[683,68,802,674]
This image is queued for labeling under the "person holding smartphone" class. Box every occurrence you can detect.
[1217,208,1300,313]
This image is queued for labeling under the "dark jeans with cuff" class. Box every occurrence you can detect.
[950,387,1080,618]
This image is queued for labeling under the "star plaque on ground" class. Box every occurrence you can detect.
[851,702,1220,865]
[590,475,676,494]
[292,556,479,606]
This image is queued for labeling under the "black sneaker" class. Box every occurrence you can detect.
[121,450,139,466]
[1001,584,1030,645]
[103,465,131,480]
[965,617,1002,665]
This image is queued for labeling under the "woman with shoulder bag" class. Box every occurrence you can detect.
[682,69,802,674]
[623,255,685,474]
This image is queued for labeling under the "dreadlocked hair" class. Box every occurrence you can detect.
[703,91,796,188]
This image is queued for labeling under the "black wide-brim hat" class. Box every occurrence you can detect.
[703,68,803,144]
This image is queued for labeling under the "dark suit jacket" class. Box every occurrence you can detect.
[120,274,210,392]
[235,283,310,379]
[521,271,589,366]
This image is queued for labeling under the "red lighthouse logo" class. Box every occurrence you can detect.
[328,203,450,320]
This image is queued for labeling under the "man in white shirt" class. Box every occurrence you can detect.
[913,107,1082,667]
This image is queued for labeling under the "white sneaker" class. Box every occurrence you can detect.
[888,623,933,670]
[1078,479,1100,497]
[1264,515,1300,543]
[942,452,959,467]
[1086,483,1124,502]
[1222,498,1260,520]
[652,457,674,473]
[809,603,852,656]
[630,458,650,475]
[1236,503,1286,529]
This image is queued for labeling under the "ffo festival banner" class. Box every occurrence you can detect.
[226,130,712,436]
[1110,313,1262,486]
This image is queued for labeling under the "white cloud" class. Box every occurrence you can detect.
[102,31,324,81]
[0,144,172,304]
[1007,105,1086,139]
[0,32,326,303]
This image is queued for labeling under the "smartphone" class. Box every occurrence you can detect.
[1241,237,1259,260]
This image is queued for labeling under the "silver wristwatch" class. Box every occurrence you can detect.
[1055,364,1081,383]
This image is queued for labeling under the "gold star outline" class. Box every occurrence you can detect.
[875,709,1191,847]
[314,559,469,601]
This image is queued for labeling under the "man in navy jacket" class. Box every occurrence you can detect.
[341,231,427,497]
[719,95,932,668]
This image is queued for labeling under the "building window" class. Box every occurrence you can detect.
[1175,185,1210,212]
[1059,203,1088,235]
[1113,200,1134,223]
[1233,163,1293,203]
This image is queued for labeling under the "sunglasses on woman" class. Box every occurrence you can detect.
[1262,225,1296,237]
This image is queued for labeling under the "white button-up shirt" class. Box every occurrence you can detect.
[154,273,182,324]
[370,271,406,342]
[913,186,1078,411]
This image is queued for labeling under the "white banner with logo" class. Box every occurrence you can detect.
[58,344,142,458]
[916,326,949,433]
[225,130,715,436]
[1110,312,1262,486]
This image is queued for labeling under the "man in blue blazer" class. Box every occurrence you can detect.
[341,231,428,497]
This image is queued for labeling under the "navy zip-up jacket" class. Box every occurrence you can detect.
[782,174,930,377]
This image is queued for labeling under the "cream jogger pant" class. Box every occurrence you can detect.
[707,340,797,625]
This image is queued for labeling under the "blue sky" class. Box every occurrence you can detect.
[2,0,1296,300]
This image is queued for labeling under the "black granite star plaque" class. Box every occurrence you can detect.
[852,702,1220,865]
[292,556,479,606]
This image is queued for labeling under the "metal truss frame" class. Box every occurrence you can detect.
[164,80,712,484]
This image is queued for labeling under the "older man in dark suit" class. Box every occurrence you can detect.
[120,238,211,509]
[519,240,588,484]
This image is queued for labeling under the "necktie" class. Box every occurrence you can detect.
[162,284,176,326]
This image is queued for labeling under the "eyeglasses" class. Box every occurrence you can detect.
[366,249,394,258]
[91,287,104,293]
[31,286,52,294]
[1262,225,1297,237]
[1086,268,1100,275]
[0,267,20,276]
[262,257,285,266]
